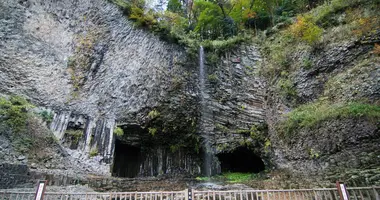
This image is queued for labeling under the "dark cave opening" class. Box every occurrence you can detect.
[112,139,142,178]
[217,147,265,173]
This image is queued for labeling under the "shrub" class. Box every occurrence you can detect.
[352,17,380,37]
[276,78,297,99]
[148,127,157,136]
[148,109,160,119]
[289,15,323,44]
[39,110,53,123]
[302,58,313,69]
[114,127,124,136]
[374,44,380,55]
[0,96,32,134]
[207,74,218,84]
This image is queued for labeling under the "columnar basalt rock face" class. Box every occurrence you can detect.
[0,0,268,177]
[4,0,377,187]
[202,46,266,153]
[0,0,196,175]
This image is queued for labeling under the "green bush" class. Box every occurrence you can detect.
[148,127,158,136]
[207,74,218,83]
[289,15,323,44]
[0,96,32,134]
[276,78,297,99]
[148,109,160,119]
[114,127,124,136]
[39,110,53,123]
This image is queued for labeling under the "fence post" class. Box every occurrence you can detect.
[185,189,189,200]
[336,182,349,200]
[34,180,47,200]
[373,186,379,200]
[313,189,317,200]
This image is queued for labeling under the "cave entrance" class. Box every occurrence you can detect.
[217,147,265,173]
[112,139,142,178]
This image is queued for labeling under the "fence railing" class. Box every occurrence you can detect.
[191,187,380,200]
[0,186,378,200]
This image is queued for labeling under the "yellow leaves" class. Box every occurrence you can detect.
[289,15,323,45]
[352,17,380,37]
[373,43,380,56]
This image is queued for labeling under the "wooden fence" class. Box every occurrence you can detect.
[0,186,379,200]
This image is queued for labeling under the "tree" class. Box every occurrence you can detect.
[167,0,183,14]
[193,0,225,39]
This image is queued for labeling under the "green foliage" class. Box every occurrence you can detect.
[0,96,32,134]
[222,172,256,183]
[0,96,61,154]
[109,0,132,15]
[148,109,160,119]
[215,123,229,133]
[65,129,83,144]
[264,139,271,151]
[278,101,380,138]
[207,74,218,84]
[289,15,323,44]
[39,110,53,124]
[89,148,98,157]
[302,58,313,69]
[309,0,365,27]
[194,0,225,39]
[114,127,124,136]
[308,148,320,159]
[167,0,182,14]
[201,35,247,53]
[196,172,261,183]
[276,78,297,99]
[170,143,185,153]
[148,127,158,136]
[240,105,246,110]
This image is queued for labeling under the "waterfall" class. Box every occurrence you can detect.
[199,46,212,176]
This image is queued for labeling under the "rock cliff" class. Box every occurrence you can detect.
[0,0,379,189]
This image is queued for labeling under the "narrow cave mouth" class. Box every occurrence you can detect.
[112,139,142,178]
[217,147,265,173]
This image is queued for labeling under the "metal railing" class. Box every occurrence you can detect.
[0,186,378,200]
[192,187,380,200]
[0,190,187,200]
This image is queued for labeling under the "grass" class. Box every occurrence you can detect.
[196,172,260,183]
[89,148,98,157]
[278,101,380,138]
[223,172,257,183]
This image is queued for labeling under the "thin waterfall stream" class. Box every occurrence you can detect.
[199,46,212,176]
